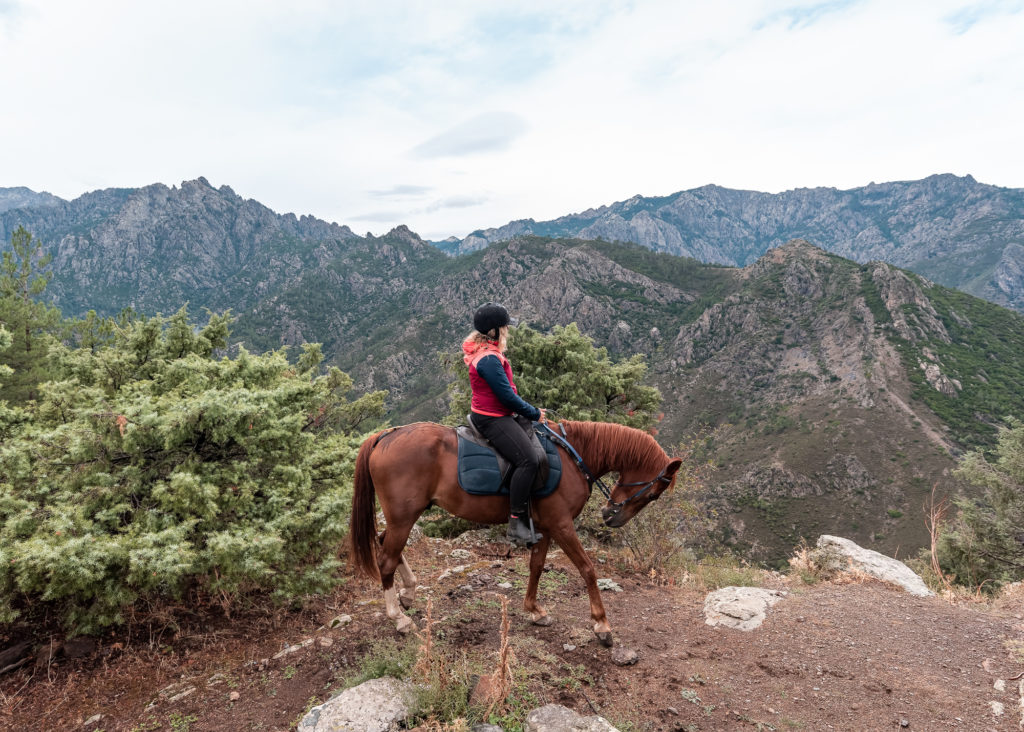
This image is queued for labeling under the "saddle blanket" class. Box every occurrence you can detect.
[456,429,562,497]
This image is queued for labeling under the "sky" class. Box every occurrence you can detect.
[1,0,1023,241]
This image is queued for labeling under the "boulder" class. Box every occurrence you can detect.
[704,587,786,631]
[297,677,416,732]
[523,704,620,731]
[814,535,934,597]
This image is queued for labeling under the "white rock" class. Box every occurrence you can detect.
[329,614,353,628]
[297,677,416,732]
[523,703,620,731]
[704,587,786,631]
[273,637,315,659]
[816,535,934,596]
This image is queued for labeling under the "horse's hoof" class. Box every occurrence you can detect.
[531,614,553,627]
[595,631,613,647]
[396,616,414,635]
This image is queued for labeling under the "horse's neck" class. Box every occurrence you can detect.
[564,421,657,476]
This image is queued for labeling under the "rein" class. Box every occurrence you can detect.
[536,422,672,509]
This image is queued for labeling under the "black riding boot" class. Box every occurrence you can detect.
[507,512,541,547]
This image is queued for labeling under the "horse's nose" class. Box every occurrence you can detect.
[601,504,616,524]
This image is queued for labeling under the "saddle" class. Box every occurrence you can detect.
[456,416,561,497]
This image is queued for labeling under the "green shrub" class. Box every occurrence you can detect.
[0,308,385,633]
[936,418,1024,590]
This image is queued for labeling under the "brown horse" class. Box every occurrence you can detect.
[349,420,682,646]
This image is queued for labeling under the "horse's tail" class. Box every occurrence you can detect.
[349,432,381,579]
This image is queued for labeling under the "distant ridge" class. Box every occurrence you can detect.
[442,174,1024,312]
[0,186,64,214]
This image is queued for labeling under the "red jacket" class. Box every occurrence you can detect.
[462,338,539,419]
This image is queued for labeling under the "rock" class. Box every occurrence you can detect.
[814,535,934,596]
[596,578,622,592]
[297,677,416,732]
[611,647,639,666]
[82,713,103,727]
[438,564,470,581]
[471,725,505,732]
[62,637,96,659]
[450,548,473,560]
[273,637,315,659]
[329,614,353,628]
[523,703,620,731]
[167,687,196,703]
[229,691,240,701]
[469,672,506,709]
[704,587,787,631]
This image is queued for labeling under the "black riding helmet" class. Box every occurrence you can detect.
[473,302,511,339]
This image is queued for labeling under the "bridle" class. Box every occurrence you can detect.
[536,421,673,513]
[605,466,674,511]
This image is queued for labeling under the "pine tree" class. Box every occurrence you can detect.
[0,226,61,403]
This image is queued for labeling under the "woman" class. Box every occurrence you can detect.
[463,302,546,547]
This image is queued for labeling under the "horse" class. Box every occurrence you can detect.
[349,419,682,646]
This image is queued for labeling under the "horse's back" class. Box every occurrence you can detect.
[369,422,457,484]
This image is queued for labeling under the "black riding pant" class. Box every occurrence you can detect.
[470,413,541,516]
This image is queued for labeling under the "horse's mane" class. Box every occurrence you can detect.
[561,420,668,471]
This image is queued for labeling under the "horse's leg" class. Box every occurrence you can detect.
[378,524,416,635]
[551,526,614,647]
[396,554,418,609]
[523,536,553,625]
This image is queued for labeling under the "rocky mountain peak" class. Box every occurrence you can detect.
[385,224,427,248]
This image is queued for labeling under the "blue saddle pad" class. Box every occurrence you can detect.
[457,431,561,497]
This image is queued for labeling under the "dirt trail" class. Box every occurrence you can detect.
[2,536,1022,731]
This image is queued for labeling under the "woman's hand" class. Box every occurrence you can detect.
[538,408,547,423]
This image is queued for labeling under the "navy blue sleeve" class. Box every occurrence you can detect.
[475,354,541,420]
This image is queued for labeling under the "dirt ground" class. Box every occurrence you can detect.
[2,532,1023,732]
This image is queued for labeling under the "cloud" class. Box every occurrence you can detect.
[755,0,860,31]
[368,184,432,198]
[425,195,488,212]
[945,0,1024,34]
[410,111,529,159]
[349,210,408,223]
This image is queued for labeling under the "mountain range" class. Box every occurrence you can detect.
[3,176,1024,562]
[444,174,1024,313]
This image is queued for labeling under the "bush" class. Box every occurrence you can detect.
[936,418,1024,590]
[0,308,386,633]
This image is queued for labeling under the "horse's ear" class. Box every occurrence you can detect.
[666,457,683,477]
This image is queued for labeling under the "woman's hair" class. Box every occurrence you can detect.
[465,327,507,352]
